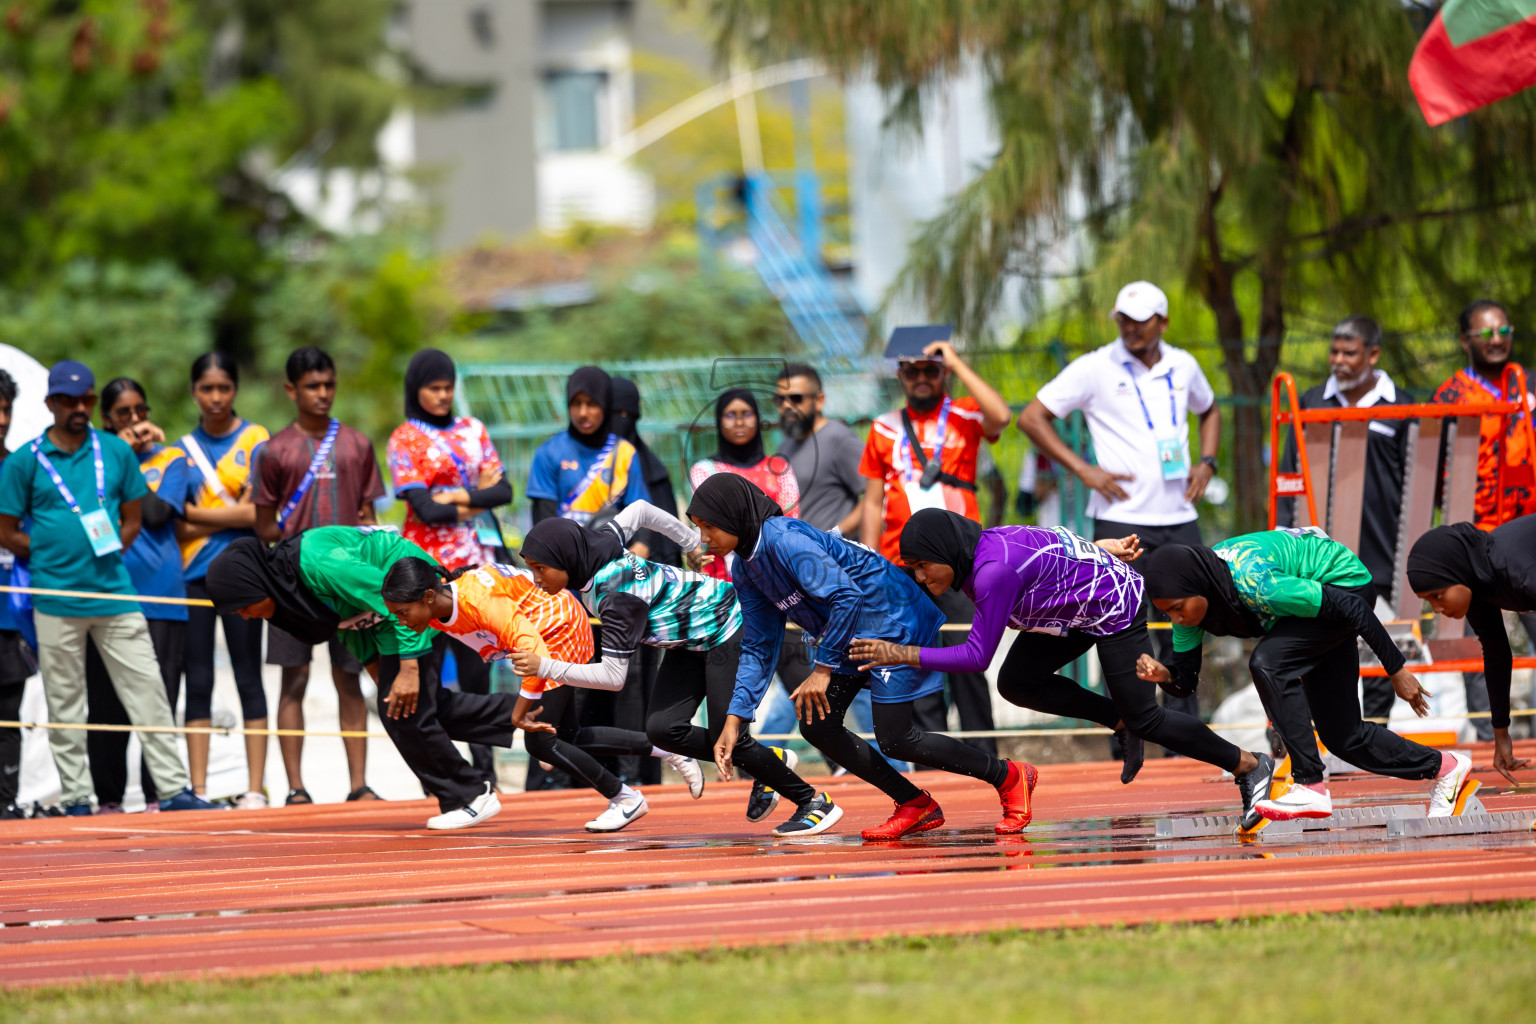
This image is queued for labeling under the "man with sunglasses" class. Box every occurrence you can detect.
[774,364,864,537]
[1431,299,1536,740]
[860,336,1011,756]
[0,361,213,815]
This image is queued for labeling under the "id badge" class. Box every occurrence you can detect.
[473,512,502,548]
[1156,436,1190,481]
[902,478,948,514]
[80,508,123,556]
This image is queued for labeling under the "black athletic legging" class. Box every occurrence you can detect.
[424,633,496,777]
[1248,584,1441,787]
[646,630,816,808]
[995,600,1244,773]
[184,578,266,721]
[523,683,654,801]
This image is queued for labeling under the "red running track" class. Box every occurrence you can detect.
[3,742,1536,988]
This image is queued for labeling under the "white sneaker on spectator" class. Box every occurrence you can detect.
[426,784,501,830]
[234,791,268,811]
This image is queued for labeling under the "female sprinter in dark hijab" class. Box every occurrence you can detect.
[205,537,339,645]
[521,517,624,591]
[683,471,782,557]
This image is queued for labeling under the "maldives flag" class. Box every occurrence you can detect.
[1409,0,1536,125]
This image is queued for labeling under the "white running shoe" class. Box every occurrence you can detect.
[233,791,268,811]
[586,790,649,832]
[666,753,705,799]
[1427,752,1474,818]
[426,784,502,830]
[1255,782,1332,820]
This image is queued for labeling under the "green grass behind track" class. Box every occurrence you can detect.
[5,902,1534,1023]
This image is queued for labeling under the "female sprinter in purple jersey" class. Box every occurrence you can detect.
[850,509,1278,831]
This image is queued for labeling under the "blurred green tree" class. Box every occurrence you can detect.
[705,0,1536,529]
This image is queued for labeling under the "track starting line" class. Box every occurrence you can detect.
[1157,792,1536,840]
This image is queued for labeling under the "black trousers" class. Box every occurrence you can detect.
[911,587,997,759]
[994,600,1245,773]
[523,684,653,801]
[645,631,816,808]
[1095,518,1204,736]
[423,634,495,777]
[1248,593,1442,787]
[0,629,31,808]
[184,579,266,721]
[87,618,184,806]
[614,646,662,785]
[375,655,517,812]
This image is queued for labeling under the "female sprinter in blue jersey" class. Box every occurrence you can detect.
[689,473,1038,840]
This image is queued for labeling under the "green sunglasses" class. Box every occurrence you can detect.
[1468,325,1514,341]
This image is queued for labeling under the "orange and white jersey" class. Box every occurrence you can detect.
[434,563,594,698]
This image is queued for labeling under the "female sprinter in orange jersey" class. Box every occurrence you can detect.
[382,557,702,832]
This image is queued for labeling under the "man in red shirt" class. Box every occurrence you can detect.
[254,347,387,804]
[860,334,1011,753]
[1431,298,1536,741]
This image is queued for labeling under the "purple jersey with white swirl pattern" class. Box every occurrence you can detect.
[918,526,1144,674]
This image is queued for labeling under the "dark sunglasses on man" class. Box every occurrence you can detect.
[771,392,818,407]
[898,360,944,381]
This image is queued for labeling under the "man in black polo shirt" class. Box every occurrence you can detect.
[1279,316,1409,720]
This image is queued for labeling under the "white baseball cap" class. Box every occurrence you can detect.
[1111,281,1168,322]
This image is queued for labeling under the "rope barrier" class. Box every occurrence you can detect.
[4,706,1532,743]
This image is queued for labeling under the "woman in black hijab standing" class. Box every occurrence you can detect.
[387,348,513,777]
[688,388,799,581]
[526,366,650,527]
[1409,516,1536,783]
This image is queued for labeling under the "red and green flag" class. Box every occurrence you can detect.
[1409,0,1536,125]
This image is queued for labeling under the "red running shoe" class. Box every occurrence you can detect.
[861,791,944,840]
[995,760,1039,834]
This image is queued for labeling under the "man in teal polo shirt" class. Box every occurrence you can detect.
[0,361,213,814]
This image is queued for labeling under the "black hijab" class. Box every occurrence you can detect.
[1143,543,1263,639]
[612,377,671,491]
[711,388,765,468]
[1407,523,1500,597]
[686,472,783,558]
[899,509,983,589]
[567,365,613,445]
[404,348,456,429]
[205,537,341,645]
[521,517,624,591]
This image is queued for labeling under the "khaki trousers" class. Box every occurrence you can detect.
[35,611,188,806]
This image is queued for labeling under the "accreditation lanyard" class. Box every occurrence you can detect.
[897,396,952,482]
[32,431,121,556]
[276,419,340,529]
[1123,362,1178,431]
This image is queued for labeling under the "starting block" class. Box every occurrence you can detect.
[1386,806,1536,838]
[1156,802,1431,840]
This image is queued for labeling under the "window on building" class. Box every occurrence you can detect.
[542,70,607,152]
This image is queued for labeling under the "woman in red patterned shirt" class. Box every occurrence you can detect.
[387,349,513,777]
[688,389,799,581]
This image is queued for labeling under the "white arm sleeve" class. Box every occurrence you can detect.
[611,500,701,552]
[536,655,631,692]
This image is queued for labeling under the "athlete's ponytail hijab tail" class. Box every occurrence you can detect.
[381,556,463,604]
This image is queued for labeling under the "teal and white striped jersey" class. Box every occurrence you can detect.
[585,552,743,656]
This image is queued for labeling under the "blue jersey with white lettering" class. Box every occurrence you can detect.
[728,517,944,718]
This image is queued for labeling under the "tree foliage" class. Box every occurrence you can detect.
[704,0,1536,528]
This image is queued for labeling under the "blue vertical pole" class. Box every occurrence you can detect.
[790,78,822,264]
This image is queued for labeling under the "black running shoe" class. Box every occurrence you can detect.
[0,801,24,820]
[746,746,797,822]
[1117,728,1145,785]
[1234,751,1277,832]
[771,792,844,837]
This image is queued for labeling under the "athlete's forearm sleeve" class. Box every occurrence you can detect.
[1318,585,1404,675]
[536,655,630,692]
[1467,601,1513,729]
[611,500,700,552]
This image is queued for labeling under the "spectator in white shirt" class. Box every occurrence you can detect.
[1017,281,1222,736]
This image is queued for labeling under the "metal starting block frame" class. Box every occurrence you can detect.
[1153,794,1529,841]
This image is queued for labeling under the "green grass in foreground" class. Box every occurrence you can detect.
[6,903,1534,1023]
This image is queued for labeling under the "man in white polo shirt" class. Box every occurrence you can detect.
[1018,281,1221,726]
